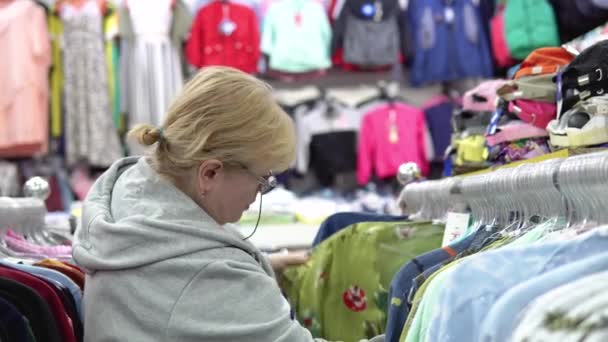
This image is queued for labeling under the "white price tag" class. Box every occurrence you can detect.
[442,212,470,246]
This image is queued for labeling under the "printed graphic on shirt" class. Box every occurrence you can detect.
[373,285,389,313]
[343,285,367,312]
[300,309,321,337]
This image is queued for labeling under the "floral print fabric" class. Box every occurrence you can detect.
[282,220,444,342]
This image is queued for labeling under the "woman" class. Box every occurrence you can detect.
[73,67,383,341]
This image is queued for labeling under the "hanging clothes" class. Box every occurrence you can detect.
[186,0,260,74]
[0,258,85,342]
[295,101,362,186]
[103,5,122,131]
[511,270,608,341]
[49,7,64,140]
[60,0,123,167]
[0,0,51,157]
[384,225,500,342]
[120,0,185,128]
[421,96,453,162]
[0,161,19,197]
[196,0,262,24]
[283,220,444,342]
[0,266,77,342]
[404,0,495,86]
[261,0,332,73]
[423,229,608,342]
[357,103,432,185]
[0,276,63,342]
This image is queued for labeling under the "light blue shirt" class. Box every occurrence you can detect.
[261,0,331,72]
[424,227,608,342]
[0,260,82,318]
[479,250,608,342]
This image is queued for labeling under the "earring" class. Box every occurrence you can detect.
[200,191,207,198]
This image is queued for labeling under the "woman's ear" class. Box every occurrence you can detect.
[197,160,223,194]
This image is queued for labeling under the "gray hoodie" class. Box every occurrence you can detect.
[74,157,317,341]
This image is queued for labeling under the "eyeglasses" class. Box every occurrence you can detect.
[236,164,277,195]
[252,171,277,195]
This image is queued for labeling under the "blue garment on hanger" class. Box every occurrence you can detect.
[404,0,494,86]
[386,224,500,342]
[426,228,608,342]
[385,232,475,342]
[312,212,407,247]
[424,100,453,161]
[479,250,608,342]
[0,261,82,319]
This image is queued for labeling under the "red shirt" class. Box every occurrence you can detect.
[186,1,260,73]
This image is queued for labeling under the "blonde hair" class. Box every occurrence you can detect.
[128,66,296,179]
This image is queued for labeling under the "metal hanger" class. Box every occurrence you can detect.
[396,151,608,238]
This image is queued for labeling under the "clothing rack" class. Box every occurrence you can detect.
[398,151,608,225]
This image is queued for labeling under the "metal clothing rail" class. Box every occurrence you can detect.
[397,151,608,227]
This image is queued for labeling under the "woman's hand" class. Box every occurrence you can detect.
[267,249,310,274]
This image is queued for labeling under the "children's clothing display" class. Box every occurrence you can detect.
[4,2,608,342]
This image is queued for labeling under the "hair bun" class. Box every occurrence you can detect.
[128,124,162,146]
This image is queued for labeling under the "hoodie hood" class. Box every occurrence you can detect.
[73,157,263,272]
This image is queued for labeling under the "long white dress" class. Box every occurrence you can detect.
[122,0,183,128]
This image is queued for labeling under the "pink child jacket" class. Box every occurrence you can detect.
[357,103,430,185]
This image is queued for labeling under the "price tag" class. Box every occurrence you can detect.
[442,212,470,246]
